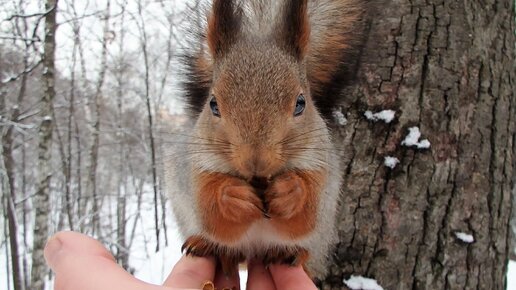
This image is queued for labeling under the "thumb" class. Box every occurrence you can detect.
[45,231,115,270]
[44,231,163,290]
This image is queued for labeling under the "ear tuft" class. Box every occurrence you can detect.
[279,0,310,60]
[207,0,242,58]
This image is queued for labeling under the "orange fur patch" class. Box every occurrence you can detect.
[196,172,264,243]
[265,170,325,239]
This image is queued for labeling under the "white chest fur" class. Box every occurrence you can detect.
[216,219,305,257]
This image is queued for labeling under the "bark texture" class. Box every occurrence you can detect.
[31,1,58,289]
[321,0,516,289]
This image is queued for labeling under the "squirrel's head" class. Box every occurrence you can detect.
[192,0,329,180]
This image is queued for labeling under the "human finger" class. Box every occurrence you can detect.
[246,260,275,290]
[269,264,317,290]
[44,231,165,290]
[213,262,240,290]
[163,255,216,289]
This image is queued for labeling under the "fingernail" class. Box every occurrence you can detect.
[202,281,215,290]
[44,236,62,268]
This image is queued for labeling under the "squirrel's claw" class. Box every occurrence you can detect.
[258,205,271,219]
[262,246,310,269]
[182,236,209,257]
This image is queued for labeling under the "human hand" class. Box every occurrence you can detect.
[246,260,318,290]
[44,231,317,290]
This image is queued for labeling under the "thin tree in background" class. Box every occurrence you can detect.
[1,86,25,290]
[62,5,81,231]
[1,63,26,290]
[114,0,129,269]
[154,2,180,248]
[0,1,45,288]
[66,0,86,232]
[135,0,160,252]
[0,0,191,288]
[84,0,110,237]
[1,23,30,290]
[31,0,58,288]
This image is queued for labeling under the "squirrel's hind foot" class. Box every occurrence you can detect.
[182,235,244,276]
[262,246,310,270]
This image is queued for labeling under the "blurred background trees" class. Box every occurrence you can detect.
[0,0,191,289]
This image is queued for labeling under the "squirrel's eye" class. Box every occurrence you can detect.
[294,94,306,116]
[210,96,221,117]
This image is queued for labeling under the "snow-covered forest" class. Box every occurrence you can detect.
[0,0,198,289]
[1,0,515,290]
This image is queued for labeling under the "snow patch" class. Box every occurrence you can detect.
[416,139,431,149]
[364,110,396,124]
[2,75,15,83]
[384,156,400,169]
[455,232,474,243]
[43,115,52,121]
[344,275,384,290]
[401,127,431,149]
[333,110,348,126]
[508,261,516,290]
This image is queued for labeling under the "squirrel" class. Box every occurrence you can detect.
[165,0,365,279]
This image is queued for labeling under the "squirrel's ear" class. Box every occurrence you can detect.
[277,0,310,60]
[207,0,241,58]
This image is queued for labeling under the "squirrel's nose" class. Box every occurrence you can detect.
[236,144,280,178]
[245,154,270,178]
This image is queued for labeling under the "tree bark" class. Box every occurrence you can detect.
[31,1,58,289]
[320,1,515,289]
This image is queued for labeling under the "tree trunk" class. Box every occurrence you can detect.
[320,1,515,289]
[31,0,58,289]
[0,88,25,290]
[84,0,110,237]
[1,54,27,290]
[136,0,160,252]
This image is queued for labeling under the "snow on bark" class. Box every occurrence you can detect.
[455,232,475,243]
[333,110,348,125]
[364,110,396,123]
[344,275,384,290]
[401,127,431,149]
[384,156,400,169]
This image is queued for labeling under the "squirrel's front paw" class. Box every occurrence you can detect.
[265,172,307,219]
[217,178,264,223]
